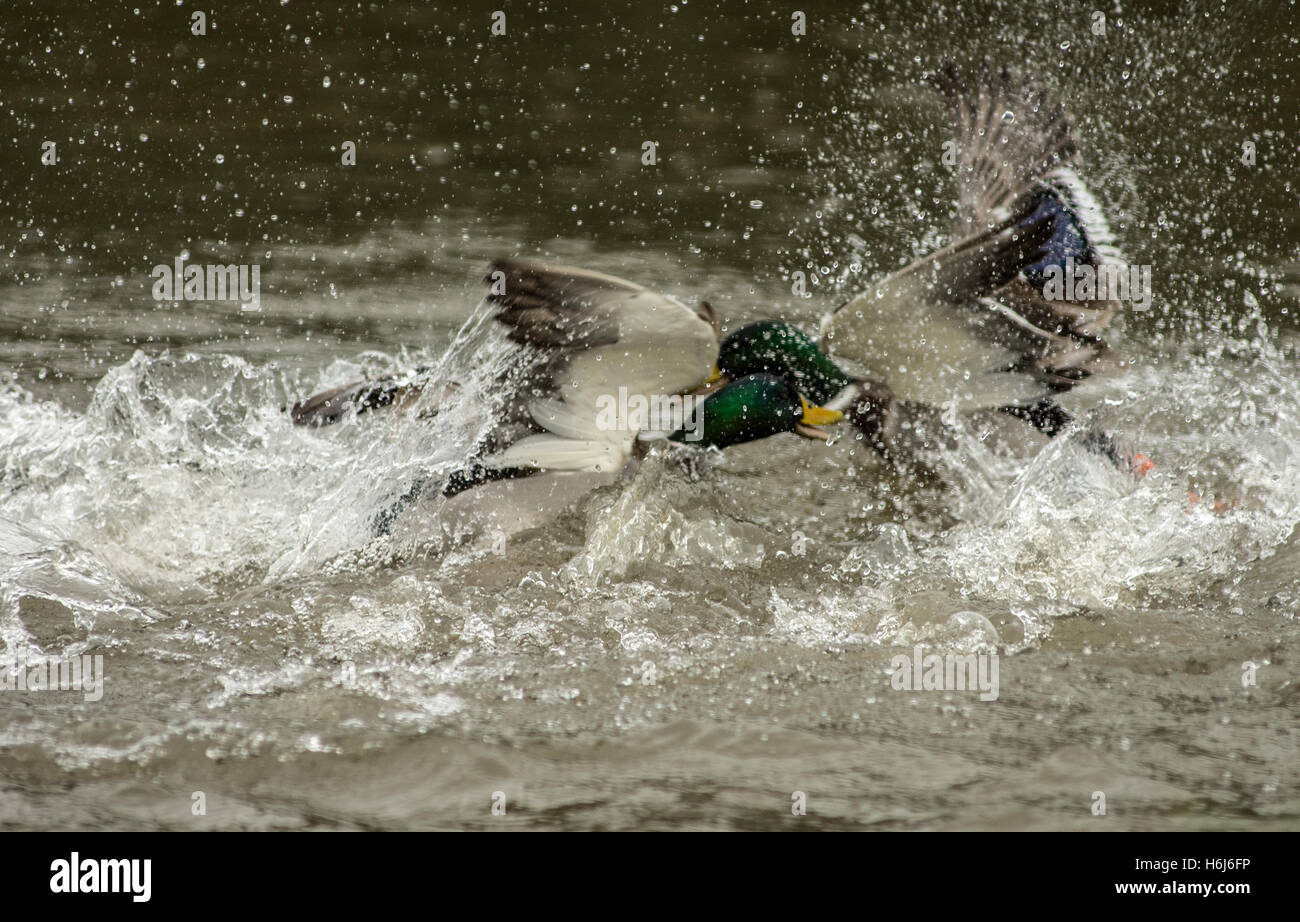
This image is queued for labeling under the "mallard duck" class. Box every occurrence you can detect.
[595,64,1124,469]
[291,259,846,534]
[474,259,844,467]
[815,62,1134,460]
[699,63,1149,474]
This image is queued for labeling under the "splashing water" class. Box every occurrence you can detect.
[2,0,1298,830]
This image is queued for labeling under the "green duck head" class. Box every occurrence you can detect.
[716,321,855,406]
[667,373,843,449]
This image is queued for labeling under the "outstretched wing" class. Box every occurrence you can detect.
[822,207,1059,410]
[932,60,1079,236]
[824,64,1131,410]
[483,258,718,471]
[934,60,1129,350]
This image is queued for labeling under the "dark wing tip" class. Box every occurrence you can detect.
[483,258,622,350]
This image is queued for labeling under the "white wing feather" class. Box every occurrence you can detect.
[483,261,717,471]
